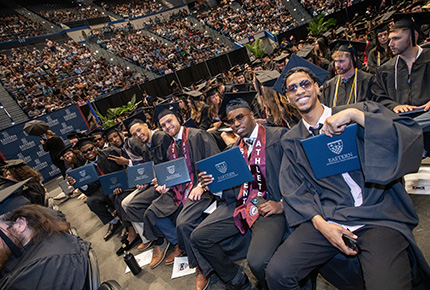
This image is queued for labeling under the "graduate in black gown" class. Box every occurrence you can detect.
[367,22,393,75]
[266,65,430,289]
[123,113,173,252]
[372,13,430,112]
[321,40,374,107]
[191,91,288,290]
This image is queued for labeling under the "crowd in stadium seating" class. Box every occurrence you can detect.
[39,6,106,24]
[195,0,296,41]
[0,14,49,42]
[300,0,364,16]
[0,40,144,118]
[99,0,164,18]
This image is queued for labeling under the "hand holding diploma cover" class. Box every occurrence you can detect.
[67,164,99,188]
[301,124,360,179]
[99,170,128,195]
[127,161,155,187]
[154,157,191,188]
[196,147,254,193]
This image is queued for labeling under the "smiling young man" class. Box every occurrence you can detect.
[265,65,430,289]
[321,41,374,107]
[191,90,288,290]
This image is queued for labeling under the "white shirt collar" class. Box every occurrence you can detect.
[247,124,259,140]
[174,126,184,142]
[147,130,155,147]
[302,104,332,132]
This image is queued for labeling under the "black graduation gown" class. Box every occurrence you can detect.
[193,125,288,276]
[280,101,430,287]
[367,47,391,75]
[372,48,430,110]
[0,232,90,290]
[125,131,172,223]
[321,70,374,107]
[164,128,221,265]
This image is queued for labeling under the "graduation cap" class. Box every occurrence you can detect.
[218,91,257,116]
[355,27,367,36]
[272,54,329,94]
[123,108,147,131]
[336,27,347,35]
[89,128,104,137]
[391,12,430,45]
[67,131,86,140]
[322,31,332,38]
[251,60,264,68]
[185,90,203,101]
[153,102,180,124]
[255,70,281,87]
[297,45,315,59]
[329,39,367,53]
[57,145,74,158]
[1,159,25,170]
[0,177,31,215]
[233,69,246,77]
[74,137,95,149]
[380,11,395,22]
[373,21,390,34]
[102,124,121,139]
[274,53,289,63]
[205,86,220,98]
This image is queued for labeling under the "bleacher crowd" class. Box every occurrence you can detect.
[98,0,164,18]
[0,13,49,42]
[195,0,296,41]
[39,6,106,24]
[0,40,144,117]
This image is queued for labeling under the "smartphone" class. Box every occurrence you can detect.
[250,196,267,208]
[342,234,359,252]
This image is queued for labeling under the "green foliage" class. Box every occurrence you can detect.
[94,94,141,128]
[307,13,337,36]
[245,38,265,59]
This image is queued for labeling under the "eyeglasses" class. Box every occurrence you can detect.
[285,79,313,94]
[93,137,102,142]
[226,113,251,125]
[81,146,95,154]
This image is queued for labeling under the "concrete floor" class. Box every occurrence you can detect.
[45,166,430,290]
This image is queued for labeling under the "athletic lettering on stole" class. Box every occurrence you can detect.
[233,124,267,234]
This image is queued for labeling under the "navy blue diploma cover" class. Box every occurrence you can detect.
[154,157,191,188]
[99,170,128,195]
[68,164,99,188]
[196,147,254,193]
[127,161,155,187]
[300,124,361,179]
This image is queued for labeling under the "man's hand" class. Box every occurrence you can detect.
[155,184,169,194]
[322,108,364,137]
[417,101,430,112]
[108,155,130,166]
[113,188,122,195]
[188,186,204,201]
[67,176,76,186]
[393,104,420,114]
[259,201,283,217]
[312,215,358,256]
[151,178,158,187]
[198,171,213,190]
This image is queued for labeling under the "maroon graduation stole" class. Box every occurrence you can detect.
[233,124,267,234]
[168,126,194,206]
